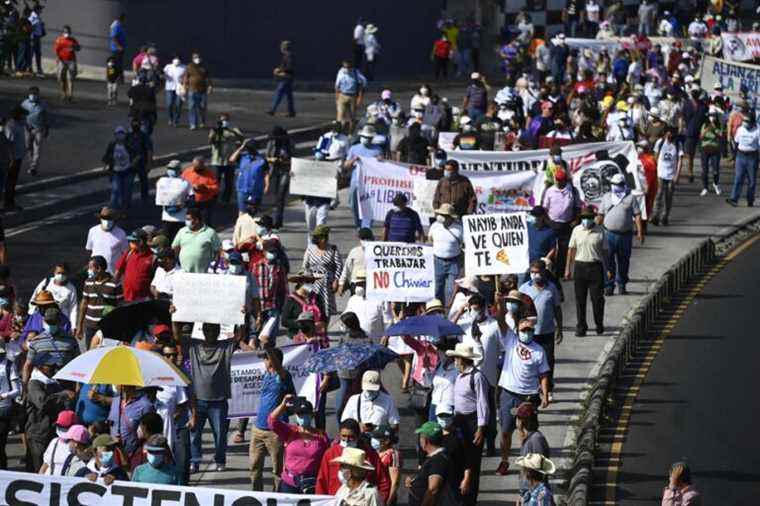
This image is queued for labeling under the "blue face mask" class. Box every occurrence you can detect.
[99,450,114,467]
[0,297,8,308]
[87,270,96,279]
[294,414,312,427]
[147,453,163,467]
[582,218,595,228]
[43,322,58,334]
[526,215,537,225]
[507,302,520,313]
[370,438,382,451]
[166,169,178,178]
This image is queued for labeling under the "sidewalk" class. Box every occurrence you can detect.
[186,161,759,503]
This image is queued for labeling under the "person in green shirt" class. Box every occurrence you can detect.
[132,434,180,485]
[208,112,244,204]
[171,207,222,273]
[699,109,725,196]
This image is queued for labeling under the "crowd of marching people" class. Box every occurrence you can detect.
[0,1,759,505]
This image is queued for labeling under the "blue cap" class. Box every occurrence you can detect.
[228,252,244,264]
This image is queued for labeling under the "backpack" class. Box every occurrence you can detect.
[289,292,323,324]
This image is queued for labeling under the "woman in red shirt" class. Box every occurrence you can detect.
[53,25,80,102]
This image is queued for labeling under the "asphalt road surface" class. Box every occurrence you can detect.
[616,236,760,505]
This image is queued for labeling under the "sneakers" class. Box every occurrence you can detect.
[190,463,199,474]
[713,183,721,195]
[700,188,708,197]
[214,464,226,472]
[596,326,605,335]
[726,198,738,207]
[604,286,614,296]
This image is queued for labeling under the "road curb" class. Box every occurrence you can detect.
[564,210,760,505]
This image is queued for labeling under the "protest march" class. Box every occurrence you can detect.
[0,1,757,505]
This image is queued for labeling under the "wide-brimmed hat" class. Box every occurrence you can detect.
[288,270,319,284]
[434,203,458,218]
[445,343,482,360]
[365,24,378,34]
[504,290,523,304]
[610,173,625,185]
[331,447,375,470]
[96,206,122,220]
[31,290,57,307]
[358,125,376,138]
[425,299,444,314]
[455,276,480,294]
[515,453,556,475]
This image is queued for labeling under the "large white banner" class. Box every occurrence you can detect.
[154,177,189,206]
[699,55,760,109]
[721,33,760,62]
[229,344,319,419]
[290,158,338,199]
[463,212,530,276]
[0,469,336,505]
[364,242,435,302]
[171,273,246,325]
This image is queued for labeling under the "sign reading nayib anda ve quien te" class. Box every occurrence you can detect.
[463,212,530,276]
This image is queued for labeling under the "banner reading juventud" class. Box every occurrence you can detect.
[463,212,530,276]
[364,241,435,302]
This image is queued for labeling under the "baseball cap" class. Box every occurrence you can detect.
[62,425,90,445]
[144,434,169,452]
[55,410,79,429]
[369,424,394,441]
[91,433,118,448]
[127,229,148,242]
[361,370,382,392]
[222,239,235,252]
[415,421,443,438]
[554,169,568,182]
[381,89,392,100]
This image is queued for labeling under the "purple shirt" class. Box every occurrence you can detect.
[20,311,72,342]
[542,185,578,223]
[108,394,155,456]
[453,367,489,427]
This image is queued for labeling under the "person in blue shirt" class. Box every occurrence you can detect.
[230,139,270,215]
[343,125,383,228]
[132,434,180,485]
[526,206,557,284]
[334,60,367,132]
[383,193,423,243]
[109,13,126,82]
[75,384,114,426]
[20,86,48,176]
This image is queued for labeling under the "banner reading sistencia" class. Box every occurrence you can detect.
[463,212,530,276]
[364,241,435,302]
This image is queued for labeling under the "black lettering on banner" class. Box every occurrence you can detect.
[67,481,107,506]
[5,479,41,506]
[151,489,182,506]
[230,497,262,506]
[50,482,61,506]
[111,484,150,506]
[470,234,486,249]
[297,500,314,506]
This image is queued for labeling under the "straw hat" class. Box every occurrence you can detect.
[31,290,57,307]
[455,276,480,294]
[515,453,556,475]
[331,447,375,470]
[504,290,523,304]
[434,203,458,218]
[445,342,482,361]
[425,299,444,314]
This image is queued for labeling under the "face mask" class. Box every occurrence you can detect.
[193,57,201,64]
[54,273,67,283]
[101,219,114,231]
[612,183,626,194]
[338,469,350,485]
[256,226,268,236]
[151,247,160,255]
[393,205,402,213]
[63,32,70,38]
[370,438,382,451]
[221,120,229,128]
[437,416,453,428]
[294,414,312,427]
[444,170,455,179]
[43,322,58,334]
[107,62,114,67]
[56,427,68,438]
[469,308,484,321]
[87,269,96,279]
[229,264,243,274]
[552,155,562,163]
[526,215,537,225]
[166,169,177,178]
[100,451,114,467]
[582,218,595,229]
[436,214,446,224]
[301,283,314,294]
[339,439,357,449]
[185,219,193,228]
[265,252,276,262]
[147,453,163,467]
[420,88,429,96]
[136,426,145,441]
[0,297,7,308]
[507,302,520,313]
[518,330,535,343]
[360,137,372,146]
[172,58,180,66]
[530,272,543,284]
[354,286,366,297]
[28,94,37,102]
[363,390,379,401]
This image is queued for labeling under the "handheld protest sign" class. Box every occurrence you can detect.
[463,212,530,276]
[364,241,435,302]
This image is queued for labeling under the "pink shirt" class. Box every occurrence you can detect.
[542,185,578,223]
[402,336,440,385]
[662,485,701,506]
[268,414,329,486]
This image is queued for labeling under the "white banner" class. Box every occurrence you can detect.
[0,469,336,505]
[154,177,189,206]
[364,242,435,302]
[699,55,760,109]
[171,273,246,326]
[191,322,235,340]
[290,158,338,199]
[228,344,318,419]
[463,212,530,276]
[721,33,760,62]
[438,131,457,151]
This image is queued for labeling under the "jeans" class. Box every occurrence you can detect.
[565,17,579,37]
[271,168,290,228]
[166,90,183,124]
[349,187,362,228]
[434,256,460,306]
[652,178,675,222]
[188,91,207,128]
[271,79,295,115]
[551,221,573,280]
[15,40,29,71]
[433,57,448,79]
[605,231,632,289]
[458,48,472,77]
[249,426,283,491]
[574,261,605,332]
[334,377,353,423]
[26,128,43,173]
[31,36,41,74]
[194,198,216,227]
[534,332,555,390]
[174,426,191,485]
[701,151,721,189]
[131,163,150,203]
[214,165,234,203]
[466,107,485,123]
[730,152,758,204]
[190,399,229,466]
[637,21,652,36]
[111,50,125,82]
[453,413,482,506]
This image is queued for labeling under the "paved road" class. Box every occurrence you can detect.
[616,237,760,505]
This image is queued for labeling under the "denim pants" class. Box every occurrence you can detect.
[214,164,234,203]
[334,377,353,423]
[131,163,149,203]
[605,231,632,289]
[174,426,191,485]
[434,256,460,306]
[31,36,41,74]
[190,399,229,465]
[271,79,295,115]
[730,152,758,204]
[270,169,290,227]
[652,178,674,221]
[188,91,207,128]
[109,170,132,209]
[166,90,182,124]
[701,151,721,189]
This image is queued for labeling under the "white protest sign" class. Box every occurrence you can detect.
[463,212,529,275]
[228,344,318,419]
[437,131,458,151]
[171,273,246,325]
[699,55,760,109]
[364,242,435,302]
[290,158,338,199]
[154,177,190,206]
[191,322,235,340]
[0,469,337,506]
[412,178,439,219]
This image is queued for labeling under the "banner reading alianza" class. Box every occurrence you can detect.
[0,470,337,506]
[699,55,760,108]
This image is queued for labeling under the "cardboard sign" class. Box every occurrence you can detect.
[155,177,190,206]
[364,241,435,302]
[171,273,246,325]
[290,158,338,199]
[463,212,530,275]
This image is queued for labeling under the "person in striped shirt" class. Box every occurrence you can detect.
[76,255,123,348]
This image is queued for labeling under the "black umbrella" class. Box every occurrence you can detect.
[98,299,171,343]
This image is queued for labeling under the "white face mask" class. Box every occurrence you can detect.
[54,273,67,284]
[507,302,520,313]
[166,169,178,178]
[437,416,453,428]
[172,58,180,65]
[582,218,595,229]
[370,438,382,451]
[337,469,350,485]
[184,219,193,228]
[56,427,68,438]
[420,88,429,96]
[229,265,243,274]
[101,219,114,231]
[363,390,379,401]
[193,57,201,64]
[301,283,314,294]
[530,272,543,284]
[360,136,372,146]
[436,214,446,224]
[28,94,37,102]
[354,286,366,297]
[339,439,357,449]
[518,330,534,343]
[265,252,276,262]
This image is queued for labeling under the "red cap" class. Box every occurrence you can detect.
[55,410,79,428]
[510,402,538,418]
[153,324,172,337]
[554,169,568,182]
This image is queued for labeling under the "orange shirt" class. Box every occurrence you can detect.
[181,167,219,202]
[54,36,79,62]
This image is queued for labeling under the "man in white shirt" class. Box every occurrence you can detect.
[352,19,365,68]
[157,160,192,240]
[150,248,182,300]
[496,318,549,475]
[727,115,760,207]
[28,262,79,330]
[163,56,186,126]
[85,207,128,274]
[343,272,391,338]
[338,228,374,296]
[39,410,78,475]
[429,203,463,306]
[340,370,400,433]
[651,127,683,226]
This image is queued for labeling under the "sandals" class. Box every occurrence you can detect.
[496,460,510,475]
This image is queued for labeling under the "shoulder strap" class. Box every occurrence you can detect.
[49,438,60,475]
[356,394,362,423]
[42,276,51,291]
[4,361,11,394]
[60,452,76,476]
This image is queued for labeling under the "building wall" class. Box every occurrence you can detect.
[40,0,443,81]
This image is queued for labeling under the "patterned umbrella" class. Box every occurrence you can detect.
[384,314,464,338]
[303,343,399,374]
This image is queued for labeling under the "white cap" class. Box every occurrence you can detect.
[222,239,235,251]
[381,89,392,99]
[713,82,723,90]
[361,370,381,392]
[470,72,481,80]
[610,173,625,185]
